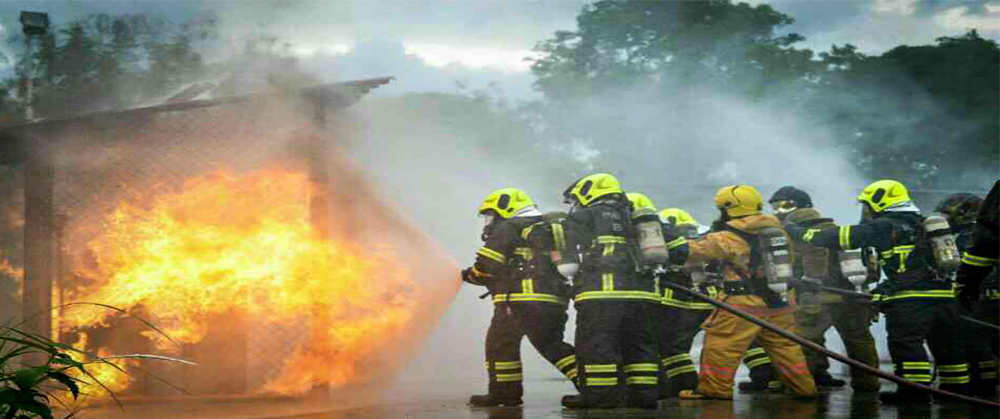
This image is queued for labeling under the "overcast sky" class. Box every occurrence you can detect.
[0,0,997,99]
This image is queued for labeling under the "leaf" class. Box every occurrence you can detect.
[123,363,192,396]
[0,387,21,404]
[11,368,44,391]
[0,337,57,356]
[102,354,196,366]
[15,399,53,419]
[74,366,121,409]
[45,372,80,400]
[62,303,180,347]
[49,354,82,368]
[0,349,34,366]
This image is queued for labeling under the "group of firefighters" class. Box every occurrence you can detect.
[460,174,999,409]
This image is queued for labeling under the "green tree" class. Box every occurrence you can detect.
[530,0,815,100]
[147,15,216,98]
[524,0,824,185]
[7,13,213,120]
[816,30,999,190]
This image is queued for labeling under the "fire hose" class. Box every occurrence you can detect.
[788,279,1000,333]
[661,281,1000,408]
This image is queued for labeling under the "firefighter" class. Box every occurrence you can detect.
[656,207,708,398]
[963,182,1000,364]
[737,343,782,393]
[785,180,970,404]
[943,188,999,398]
[677,185,817,400]
[655,209,779,395]
[769,186,880,392]
[461,188,577,407]
[611,203,691,400]
[558,174,661,409]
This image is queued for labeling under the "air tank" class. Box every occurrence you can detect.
[838,249,867,288]
[759,227,793,293]
[551,248,579,281]
[923,215,961,270]
[632,207,669,265]
[542,212,579,280]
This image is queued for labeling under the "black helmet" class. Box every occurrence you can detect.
[768,186,812,214]
[935,193,983,226]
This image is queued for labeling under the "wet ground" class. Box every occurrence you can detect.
[291,384,999,419]
[73,379,999,419]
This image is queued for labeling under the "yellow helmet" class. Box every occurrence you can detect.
[626,192,657,211]
[479,187,535,219]
[857,180,911,213]
[563,173,623,207]
[659,208,698,226]
[714,185,763,218]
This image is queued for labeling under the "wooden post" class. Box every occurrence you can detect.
[305,99,335,397]
[22,133,56,347]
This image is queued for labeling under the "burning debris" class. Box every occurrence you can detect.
[59,169,419,395]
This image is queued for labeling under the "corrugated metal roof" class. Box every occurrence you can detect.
[0,77,394,132]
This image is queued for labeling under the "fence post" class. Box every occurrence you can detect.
[22,133,56,347]
[305,99,334,396]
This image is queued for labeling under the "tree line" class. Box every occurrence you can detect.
[527,0,999,192]
[0,1,996,193]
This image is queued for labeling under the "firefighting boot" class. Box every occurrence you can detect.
[561,394,585,409]
[738,380,781,393]
[561,394,621,409]
[468,394,523,407]
[678,390,733,400]
[971,381,998,399]
[814,373,846,388]
[627,400,659,410]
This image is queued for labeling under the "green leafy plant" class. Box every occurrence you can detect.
[0,329,85,419]
[0,303,192,419]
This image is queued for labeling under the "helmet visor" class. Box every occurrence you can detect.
[479,213,496,226]
[770,200,797,214]
[858,202,873,221]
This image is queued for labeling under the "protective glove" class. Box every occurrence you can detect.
[869,282,887,322]
[782,222,807,242]
[956,282,982,311]
[955,265,988,310]
[461,267,483,286]
[868,305,881,325]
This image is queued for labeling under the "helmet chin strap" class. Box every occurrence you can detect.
[883,201,920,213]
[513,206,543,217]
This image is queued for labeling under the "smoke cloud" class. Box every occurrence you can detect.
[1,0,995,407]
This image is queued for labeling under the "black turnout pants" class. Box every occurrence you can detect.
[884,299,969,395]
[576,300,659,407]
[976,298,999,357]
[656,305,710,396]
[485,302,577,399]
[965,298,999,394]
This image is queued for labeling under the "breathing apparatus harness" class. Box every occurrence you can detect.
[716,223,787,309]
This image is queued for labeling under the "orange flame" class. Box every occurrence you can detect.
[0,256,23,281]
[65,333,134,399]
[60,169,422,394]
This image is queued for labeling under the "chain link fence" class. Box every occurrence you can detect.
[0,79,389,397]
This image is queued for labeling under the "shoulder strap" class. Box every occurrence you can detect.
[718,224,763,280]
[797,218,835,228]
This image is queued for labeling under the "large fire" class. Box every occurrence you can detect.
[59,169,426,396]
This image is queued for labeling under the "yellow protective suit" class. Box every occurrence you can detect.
[686,214,817,399]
